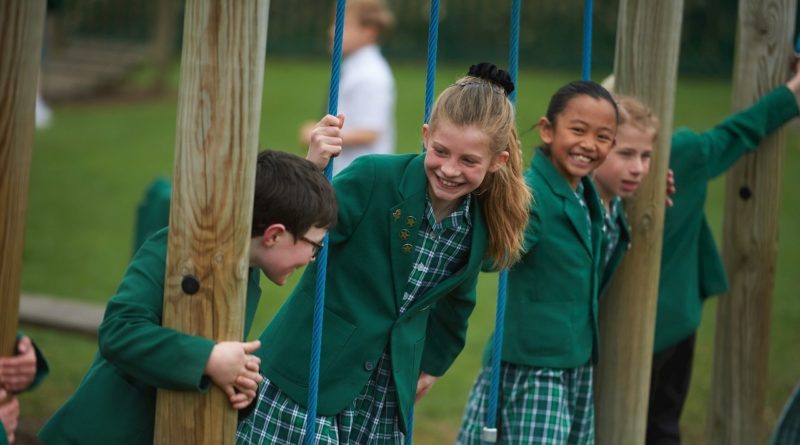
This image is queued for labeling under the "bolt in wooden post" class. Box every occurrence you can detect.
[0,0,46,357]
[708,1,796,443]
[594,1,684,444]
[153,1,268,444]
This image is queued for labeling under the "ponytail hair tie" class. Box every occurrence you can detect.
[468,62,515,96]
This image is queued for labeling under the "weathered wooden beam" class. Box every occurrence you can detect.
[153,1,269,443]
[0,0,46,357]
[709,1,796,443]
[595,1,684,444]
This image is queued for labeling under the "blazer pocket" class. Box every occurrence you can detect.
[274,306,357,387]
[518,301,572,358]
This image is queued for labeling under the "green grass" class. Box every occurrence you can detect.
[16,58,800,443]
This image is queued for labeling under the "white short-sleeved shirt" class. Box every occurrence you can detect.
[334,44,396,175]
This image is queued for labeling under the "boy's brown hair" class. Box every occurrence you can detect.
[251,150,337,237]
[615,95,660,141]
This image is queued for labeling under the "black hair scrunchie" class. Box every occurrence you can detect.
[468,62,515,96]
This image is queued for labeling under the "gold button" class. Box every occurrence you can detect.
[399,229,410,240]
[393,209,402,220]
[402,244,413,254]
[406,216,417,227]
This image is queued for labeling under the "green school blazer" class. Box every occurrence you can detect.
[256,154,487,432]
[39,229,262,445]
[489,151,605,369]
[654,85,799,352]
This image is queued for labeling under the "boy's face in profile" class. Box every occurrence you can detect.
[251,225,328,285]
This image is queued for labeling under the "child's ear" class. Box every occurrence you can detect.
[538,117,553,145]
[261,224,287,247]
[489,150,510,173]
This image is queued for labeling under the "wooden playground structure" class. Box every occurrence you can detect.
[1,0,796,443]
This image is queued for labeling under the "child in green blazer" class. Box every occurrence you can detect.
[0,334,49,444]
[643,64,800,445]
[458,80,619,445]
[236,64,532,444]
[591,95,660,292]
[38,151,338,445]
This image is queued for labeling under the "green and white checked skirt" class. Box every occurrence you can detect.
[457,362,595,445]
[236,351,405,444]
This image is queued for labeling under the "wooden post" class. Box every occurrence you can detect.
[0,0,46,357]
[708,1,796,443]
[594,1,683,444]
[153,1,268,444]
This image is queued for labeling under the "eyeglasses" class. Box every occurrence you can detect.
[300,235,324,258]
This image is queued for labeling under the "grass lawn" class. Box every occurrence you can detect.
[15,57,800,444]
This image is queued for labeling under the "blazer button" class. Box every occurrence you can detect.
[363,360,374,372]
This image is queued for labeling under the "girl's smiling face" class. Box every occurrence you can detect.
[539,95,617,188]
[423,120,508,214]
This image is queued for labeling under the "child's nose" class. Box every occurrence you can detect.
[630,158,644,174]
[441,160,459,176]
[580,137,596,151]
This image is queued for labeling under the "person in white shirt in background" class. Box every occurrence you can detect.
[301,0,396,176]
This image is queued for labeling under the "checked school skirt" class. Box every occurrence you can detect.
[456,362,595,445]
[236,351,404,445]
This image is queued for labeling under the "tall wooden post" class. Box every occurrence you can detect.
[708,1,796,443]
[153,1,268,444]
[594,1,683,444]
[0,0,46,356]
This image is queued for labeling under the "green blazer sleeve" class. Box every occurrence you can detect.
[98,229,215,391]
[654,85,798,353]
[674,85,799,180]
[420,272,479,376]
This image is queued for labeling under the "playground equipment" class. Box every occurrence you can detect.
[595,1,683,444]
[710,0,797,443]
[1,0,798,443]
[151,1,268,444]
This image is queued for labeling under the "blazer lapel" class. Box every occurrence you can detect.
[533,151,592,255]
[582,178,605,259]
[389,155,428,312]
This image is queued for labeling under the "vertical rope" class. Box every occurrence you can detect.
[305,1,346,444]
[581,0,593,81]
[482,1,519,444]
[423,0,441,127]
[507,0,520,105]
[405,3,441,443]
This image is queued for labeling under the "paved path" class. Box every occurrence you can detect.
[19,293,104,336]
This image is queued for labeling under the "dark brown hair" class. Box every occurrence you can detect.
[251,150,337,237]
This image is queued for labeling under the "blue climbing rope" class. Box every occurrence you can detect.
[483,1,592,443]
[422,0,441,128]
[482,1,519,444]
[405,2,441,443]
[582,0,593,81]
[305,1,346,444]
